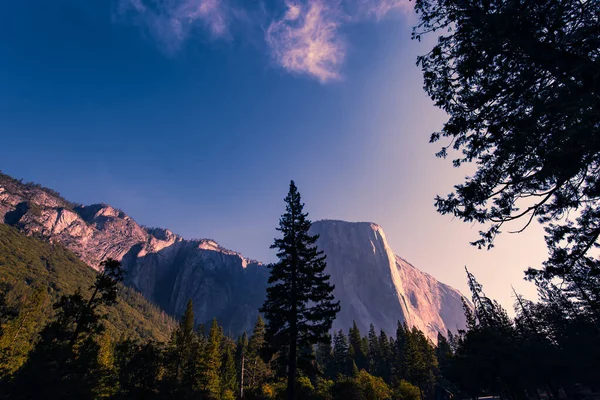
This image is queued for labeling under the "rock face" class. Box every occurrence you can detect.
[0,173,466,340]
[311,220,467,340]
[0,173,267,333]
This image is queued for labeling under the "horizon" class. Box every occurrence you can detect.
[0,0,547,314]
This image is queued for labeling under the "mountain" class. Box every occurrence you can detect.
[0,172,268,334]
[0,172,467,340]
[311,220,467,340]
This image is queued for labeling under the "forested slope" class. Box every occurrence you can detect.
[0,224,175,343]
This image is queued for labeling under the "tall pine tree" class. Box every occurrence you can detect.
[260,181,340,400]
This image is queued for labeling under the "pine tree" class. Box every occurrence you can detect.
[332,330,350,377]
[260,181,340,400]
[393,322,408,382]
[235,332,248,399]
[367,324,379,374]
[168,299,196,388]
[378,330,393,383]
[246,315,270,389]
[114,339,164,399]
[405,327,437,400]
[435,333,452,374]
[316,334,334,379]
[221,337,237,397]
[201,318,222,399]
[348,321,367,371]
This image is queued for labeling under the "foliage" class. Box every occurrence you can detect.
[392,380,420,400]
[332,370,392,400]
[443,269,600,399]
[0,224,175,344]
[8,256,125,398]
[414,0,600,317]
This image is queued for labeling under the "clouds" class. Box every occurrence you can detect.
[115,0,413,81]
[359,0,413,20]
[266,1,346,83]
[116,0,230,53]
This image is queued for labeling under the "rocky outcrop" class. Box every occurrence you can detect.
[0,173,466,340]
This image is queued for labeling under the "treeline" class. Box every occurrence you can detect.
[0,272,442,400]
[438,269,600,400]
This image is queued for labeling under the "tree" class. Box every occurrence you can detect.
[435,333,452,375]
[221,336,238,397]
[333,330,351,377]
[166,299,196,388]
[392,322,408,383]
[10,259,125,399]
[414,0,600,316]
[393,380,420,400]
[465,267,511,329]
[246,315,270,389]
[235,332,248,399]
[0,285,47,378]
[348,321,367,372]
[367,324,380,375]
[332,370,392,400]
[316,334,334,379]
[114,339,164,399]
[404,328,437,400]
[200,318,222,399]
[260,180,341,400]
[378,330,393,383]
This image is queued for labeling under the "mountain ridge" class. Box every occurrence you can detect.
[0,172,467,340]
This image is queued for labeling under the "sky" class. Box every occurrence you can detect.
[0,0,549,312]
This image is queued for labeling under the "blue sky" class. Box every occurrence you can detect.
[0,0,548,311]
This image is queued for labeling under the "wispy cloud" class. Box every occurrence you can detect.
[116,0,230,53]
[266,0,346,83]
[114,0,413,82]
[359,0,413,20]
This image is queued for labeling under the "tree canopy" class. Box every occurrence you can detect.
[414,0,600,313]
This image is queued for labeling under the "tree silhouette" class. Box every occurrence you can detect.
[414,0,600,317]
[261,181,340,400]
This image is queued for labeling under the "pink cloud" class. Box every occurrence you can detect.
[266,0,346,83]
[115,0,413,82]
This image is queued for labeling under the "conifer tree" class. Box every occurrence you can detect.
[246,315,270,389]
[221,337,238,397]
[167,299,196,388]
[378,330,393,383]
[367,324,379,374]
[393,322,408,382]
[260,181,340,400]
[405,327,437,400]
[200,318,222,399]
[435,333,452,374]
[348,321,367,371]
[316,334,334,379]
[114,339,164,399]
[332,330,350,377]
[235,332,248,398]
